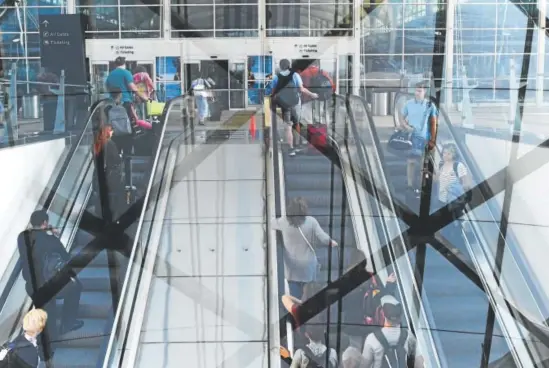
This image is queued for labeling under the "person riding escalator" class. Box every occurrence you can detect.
[92,123,125,222]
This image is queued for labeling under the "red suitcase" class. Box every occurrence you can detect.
[307,123,328,151]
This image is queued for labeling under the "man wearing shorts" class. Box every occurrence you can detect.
[399,82,438,198]
[271,59,318,156]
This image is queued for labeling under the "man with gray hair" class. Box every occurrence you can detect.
[342,346,367,368]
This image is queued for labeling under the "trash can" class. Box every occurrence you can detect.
[371,91,389,116]
[388,92,398,114]
[22,95,41,119]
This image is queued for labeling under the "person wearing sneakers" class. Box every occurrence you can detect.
[271,59,318,157]
[398,82,438,199]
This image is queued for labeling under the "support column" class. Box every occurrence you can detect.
[163,1,172,40]
[352,1,362,95]
[444,0,456,110]
[66,0,76,14]
[536,0,546,105]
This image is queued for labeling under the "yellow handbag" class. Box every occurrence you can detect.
[146,100,165,117]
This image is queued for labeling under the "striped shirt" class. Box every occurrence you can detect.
[438,161,467,202]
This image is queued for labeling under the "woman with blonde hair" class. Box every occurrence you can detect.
[0,309,48,367]
[272,197,337,299]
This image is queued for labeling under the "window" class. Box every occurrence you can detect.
[170,0,258,37]
[76,0,162,38]
[266,2,352,37]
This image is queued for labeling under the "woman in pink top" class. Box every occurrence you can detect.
[133,65,154,119]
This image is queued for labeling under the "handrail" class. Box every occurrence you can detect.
[0,98,107,315]
[344,93,442,366]
[101,95,189,367]
[268,97,294,356]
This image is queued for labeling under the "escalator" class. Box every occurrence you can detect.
[359,91,549,366]
[282,146,355,285]
[0,98,176,367]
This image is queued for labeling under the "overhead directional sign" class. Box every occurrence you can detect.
[39,14,88,86]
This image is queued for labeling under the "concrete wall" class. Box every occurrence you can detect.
[0,139,66,290]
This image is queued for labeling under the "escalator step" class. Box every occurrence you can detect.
[285,174,344,191]
[52,318,106,348]
[284,160,341,175]
[56,292,111,319]
[285,190,345,209]
[52,347,99,368]
[74,267,116,291]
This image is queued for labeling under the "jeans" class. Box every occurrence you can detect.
[288,281,306,299]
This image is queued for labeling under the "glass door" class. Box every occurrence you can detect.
[247,55,273,106]
[229,60,246,109]
[200,60,230,111]
[91,62,109,102]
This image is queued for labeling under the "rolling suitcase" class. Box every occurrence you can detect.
[307,101,328,151]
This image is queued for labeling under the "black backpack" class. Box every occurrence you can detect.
[374,330,411,368]
[309,71,333,101]
[301,346,335,368]
[274,71,300,108]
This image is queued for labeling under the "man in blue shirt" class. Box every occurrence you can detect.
[271,59,318,156]
[399,82,438,198]
[106,57,148,122]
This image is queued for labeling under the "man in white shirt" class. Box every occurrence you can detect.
[362,295,424,368]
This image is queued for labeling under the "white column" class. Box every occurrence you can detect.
[66,0,75,14]
[163,2,172,40]
[444,0,455,110]
[352,0,362,95]
[536,0,546,105]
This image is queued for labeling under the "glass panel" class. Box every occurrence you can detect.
[360,4,404,29]
[171,0,212,4]
[214,5,258,30]
[24,7,64,32]
[0,8,25,33]
[120,6,161,32]
[170,5,214,30]
[120,0,161,5]
[229,90,245,109]
[265,5,309,30]
[338,55,352,81]
[84,31,120,39]
[76,0,117,5]
[310,4,352,30]
[77,7,120,32]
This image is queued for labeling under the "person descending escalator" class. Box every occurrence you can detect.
[0,309,48,368]
[17,211,84,346]
[92,122,126,221]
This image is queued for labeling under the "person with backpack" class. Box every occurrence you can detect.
[434,142,473,246]
[291,325,338,368]
[362,296,424,368]
[0,309,48,368]
[398,82,438,199]
[271,59,319,157]
[16,211,84,343]
[298,61,335,126]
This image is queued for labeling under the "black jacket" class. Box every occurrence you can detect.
[0,334,44,368]
[17,229,71,298]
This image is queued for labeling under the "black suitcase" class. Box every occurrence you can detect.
[132,131,156,156]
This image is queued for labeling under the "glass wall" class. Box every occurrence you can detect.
[0,0,65,87]
[76,0,162,38]
[265,0,353,37]
[360,0,540,103]
[170,0,258,38]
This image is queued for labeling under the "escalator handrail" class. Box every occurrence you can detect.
[0,98,108,315]
[101,95,189,367]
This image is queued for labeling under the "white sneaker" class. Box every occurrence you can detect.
[289,150,296,157]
